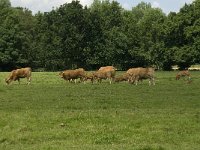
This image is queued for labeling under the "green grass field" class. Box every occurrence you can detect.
[1,71,200,150]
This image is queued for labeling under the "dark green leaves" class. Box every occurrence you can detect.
[0,0,200,71]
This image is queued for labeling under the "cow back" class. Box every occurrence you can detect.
[127,67,155,78]
[15,67,32,78]
[99,66,116,78]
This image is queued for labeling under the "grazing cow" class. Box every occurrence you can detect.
[127,67,155,85]
[74,68,86,82]
[176,70,191,80]
[114,73,130,83]
[93,66,116,84]
[83,72,95,83]
[59,68,86,83]
[5,67,32,85]
[93,70,115,84]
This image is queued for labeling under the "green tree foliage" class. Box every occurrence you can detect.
[0,0,200,71]
[0,0,11,9]
[56,1,86,69]
[88,0,124,68]
[164,0,200,69]
[122,2,167,69]
[0,2,36,70]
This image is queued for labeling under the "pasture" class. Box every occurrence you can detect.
[0,71,200,150]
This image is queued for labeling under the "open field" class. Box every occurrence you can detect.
[1,71,200,150]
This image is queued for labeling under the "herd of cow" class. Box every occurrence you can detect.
[4,66,191,85]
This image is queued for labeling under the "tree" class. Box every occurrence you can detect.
[126,2,167,69]
[88,0,125,69]
[0,5,36,70]
[164,0,200,69]
[1,0,200,71]
[0,0,11,9]
[57,1,89,69]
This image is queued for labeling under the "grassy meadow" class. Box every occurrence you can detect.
[0,71,200,150]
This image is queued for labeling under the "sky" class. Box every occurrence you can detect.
[10,0,195,14]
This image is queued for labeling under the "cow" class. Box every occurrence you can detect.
[83,72,95,83]
[176,70,191,80]
[92,70,114,84]
[93,66,116,84]
[5,67,32,85]
[59,68,86,83]
[74,68,86,82]
[114,73,130,83]
[127,67,155,85]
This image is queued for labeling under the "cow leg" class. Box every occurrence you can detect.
[134,76,139,85]
[70,79,76,83]
[129,76,133,84]
[149,77,155,86]
[81,78,87,84]
[27,77,31,85]
[90,78,93,84]
[132,76,137,84]
[111,77,115,84]
[188,76,191,81]
[81,77,86,84]
[153,78,155,85]
[148,77,152,86]
[17,78,20,84]
[129,78,133,84]
[13,77,20,84]
[80,77,85,84]
[135,80,138,85]
[109,78,112,84]
[148,80,151,86]
[5,79,11,85]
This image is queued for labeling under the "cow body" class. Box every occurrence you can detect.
[114,73,130,83]
[176,70,191,80]
[127,67,155,85]
[93,70,115,84]
[59,68,86,83]
[5,67,32,85]
[93,66,116,84]
[83,72,95,83]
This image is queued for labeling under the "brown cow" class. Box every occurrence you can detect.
[59,68,86,83]
[74,68,86,82]
[93,66,116,84]
[83,72,95,83]
[5,67,32,85]
[176,70,191,80]
[127,67,155,85]
[114,73,130,83]
[93,70,114,84]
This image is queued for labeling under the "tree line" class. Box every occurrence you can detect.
[0,0,200,71]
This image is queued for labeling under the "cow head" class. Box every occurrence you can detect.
[5,78,11,85]
[176,75,180,80]
[59,72,64,78]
